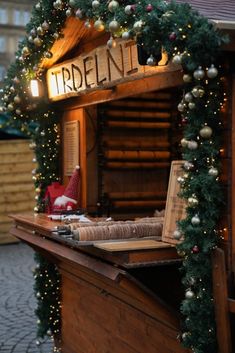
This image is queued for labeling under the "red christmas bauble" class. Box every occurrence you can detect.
[181,117,188,125]
[130,4,136,11]
[146,4,153,12]
[192,245,200,253]
[169,32,177,41]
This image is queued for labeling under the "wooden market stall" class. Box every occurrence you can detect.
[7,1,235,353]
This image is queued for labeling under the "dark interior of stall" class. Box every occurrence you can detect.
[85,87,183,219]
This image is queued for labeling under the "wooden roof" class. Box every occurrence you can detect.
[175,0,235,23]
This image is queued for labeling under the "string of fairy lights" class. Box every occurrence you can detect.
[0,1,229,352]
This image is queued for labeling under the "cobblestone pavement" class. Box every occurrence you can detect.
[0,243,53,353]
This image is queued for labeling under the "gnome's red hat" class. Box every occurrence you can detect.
[64,165,80,202]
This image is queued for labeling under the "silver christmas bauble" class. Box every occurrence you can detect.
[191,215,200,225]
[94,19,105,31]
[208,167,218,177]
[124,5,132,15]
[53,32,60,39]
[184,92,193,102]
[173,229,182,240]
[16,109,21,115]
[199,126,212,139]
[108,0,119,12]
[34,37,43,47]
[122,31,130,40]
[187,140,198,150]
[177,176,185,184]
[35,3,41,10]
[133,20,143,33]
[28,35,34,43]
[37,26,44,36]
[188,102,196,110]
[185,289,194,299]
[177,102,185,112]
[92,0,100,10]
[172,54,182,65]
[10,86,15,93]
[207,64,218,79]
[184,161,194,170]
[7,103,14,111]
[188,196,199,207]
[107,37,116,49]
[109,20,120,33]
[181,138,188,147]
[13,95,21,104]
[66,8,72,17]
[193,66,205,80]
[75,8,84,19]
[183,74,192,83]
[191,87,200,98]
[147,55,157,66]
[42,21,49,31]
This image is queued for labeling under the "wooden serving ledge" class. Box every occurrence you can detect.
[9,213,180,268]
[9,213,189,353]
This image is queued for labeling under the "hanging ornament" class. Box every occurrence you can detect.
[184,92,193,102]
[191,87,200,98]
[13,95,21,104]
[28,35,34,43]
[133,20,143,33]
[125,5,134,15]
[208,167,218,177]
[44,51,53,59]
[16,108,21,115]
[109,19,120,33]
[32,157,37,163]
[42,21,49,31]
[199,126,212,139]
[198,87,205,97]
[188,102,196,110]
[169,32,176,41]
[181,117,188,125]
[40,130,45,137]
[35,3,41,10]
[188,196,199,207]
[193,66,205,80]
[146,55,156,66]
[108,0,119,12]
[66,8,72,17]
[182,332,189,341]
[10,86,15,93]
[185,289,194,299]
[107,37,117,49]
[94,19,105,31]
[22,46,30,57]
[92,0,100,10]
[177,102,185,112]
[34,206,39,213]
[191,215,200,225]
[7,103,14,111]
[180,138,188,147]
[53,32,60,39]
[146,4,153,12]
[84,20,91,28]
[177,176,184,184]
[34,37,43,46]
[207,64,218,79]
[192,245,200,253]
[37,26,44,36]
[184,161,194,170]
[35,187,41,193]
[173,229,182,240]
[188,277,196,285]
[35,339,41,346]
[29,142,36,150]
[172,54,182,65]
[183,74,192,83]
[187,140,198,150]
[75,8,84,19]
[122,31,130,40]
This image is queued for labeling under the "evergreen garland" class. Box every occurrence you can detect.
[0,1,229,352]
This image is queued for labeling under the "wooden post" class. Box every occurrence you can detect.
[212,248,232,353]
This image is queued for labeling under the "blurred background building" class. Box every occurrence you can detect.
[0,0,36,87]
[0,0,36,244]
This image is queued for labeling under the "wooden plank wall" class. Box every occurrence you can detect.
[97,89,181,219]
[0,139,35,244]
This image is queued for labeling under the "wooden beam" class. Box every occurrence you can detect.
[228,298,235,314]
[212,248,232,353]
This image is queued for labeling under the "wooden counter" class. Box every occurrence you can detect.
[10,213,189,353]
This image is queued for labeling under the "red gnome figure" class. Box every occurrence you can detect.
[53,166,80,212]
